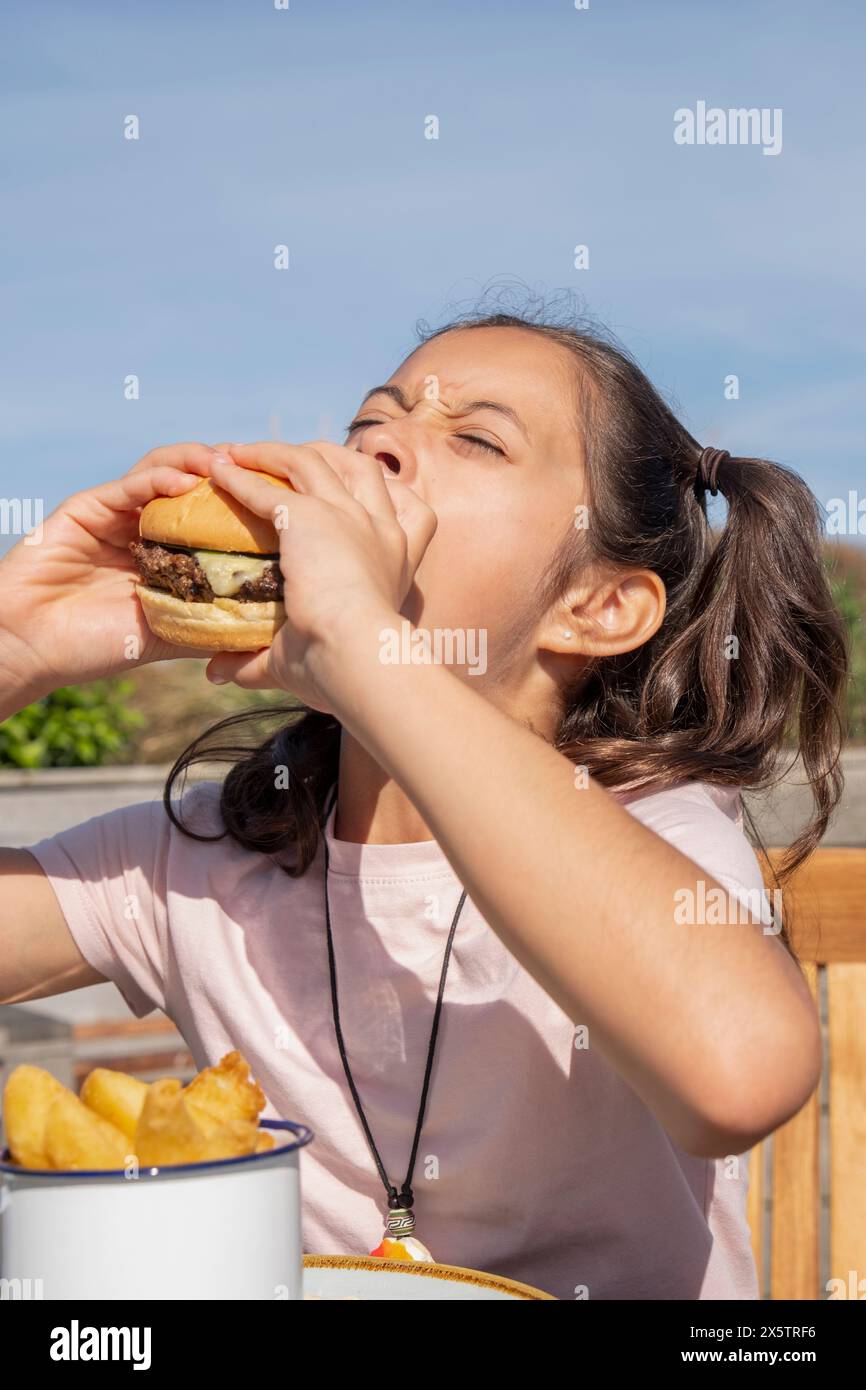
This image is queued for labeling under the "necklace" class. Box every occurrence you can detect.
[321,788,468,1261]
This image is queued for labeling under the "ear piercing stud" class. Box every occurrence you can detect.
[562,630,573,640]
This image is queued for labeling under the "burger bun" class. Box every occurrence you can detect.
[136,585,287,653]
[140,470,293,555]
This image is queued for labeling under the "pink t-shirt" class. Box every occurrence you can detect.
[23,777,764,1300]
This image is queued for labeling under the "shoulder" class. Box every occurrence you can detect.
[23,778,228,873]
[610,780,765,895]
[613,778,745,829]
[164,778,227,837]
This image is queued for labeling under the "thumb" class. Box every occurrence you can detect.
[382,476,438,575]
[205,648,274,689]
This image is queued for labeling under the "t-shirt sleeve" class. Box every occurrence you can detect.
[22,798,172,1019]
[620,783,777,932]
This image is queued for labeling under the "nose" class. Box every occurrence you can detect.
[352,420,419,484]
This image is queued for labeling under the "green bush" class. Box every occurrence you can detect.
[0,680,144,769]
[831,573,866,741]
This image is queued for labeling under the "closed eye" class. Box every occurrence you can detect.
[344,419,506,457]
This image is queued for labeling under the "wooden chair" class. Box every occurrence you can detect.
[749,848,866,1300]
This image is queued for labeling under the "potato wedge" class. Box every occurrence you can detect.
[2,1065,68,1169]
[134,1077,259,1166]
[182,1049,266,1126]
[43,1090,131,1171]
[3,1051,278,1173]
[80,1068,148,1140]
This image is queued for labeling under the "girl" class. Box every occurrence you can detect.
[0,303,849,1300]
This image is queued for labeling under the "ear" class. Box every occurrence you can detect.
[539,568,667,659]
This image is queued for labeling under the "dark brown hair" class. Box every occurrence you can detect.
[164,289,849,943]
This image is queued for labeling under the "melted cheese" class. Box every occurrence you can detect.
[193,549,274,597]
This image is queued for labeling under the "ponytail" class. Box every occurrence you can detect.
[163,704,341,875]
[668,448,848,874]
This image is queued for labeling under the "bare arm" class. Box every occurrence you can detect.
[0,650,106,1002]
[0,847,106,1003]
[310,609,823,1161]
[0,444,218,1001]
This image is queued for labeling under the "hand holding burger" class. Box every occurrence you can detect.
[0,436,436,724]
[0,443,221,711]
[189,442,438,708]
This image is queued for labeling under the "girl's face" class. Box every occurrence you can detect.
[344,326,587,690]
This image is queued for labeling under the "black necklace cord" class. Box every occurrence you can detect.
[321,792,468,1214]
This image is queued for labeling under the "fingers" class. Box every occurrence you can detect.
[380,474,438,573]
[226,441,396,523]
[223,442,331,491]
[216,441,437,587]
[300,440,399,522]
[87,443,217,522]
[214,447,348,519]
[222,443,351,510]
[80,465,206,520]
[126,443,216,478]
[204,649,274,689]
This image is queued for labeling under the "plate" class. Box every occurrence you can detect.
[302,1254,556,1300]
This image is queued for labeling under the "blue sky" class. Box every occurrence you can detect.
[2,0,864,553]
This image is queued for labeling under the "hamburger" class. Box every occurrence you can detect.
[129,470,293,651]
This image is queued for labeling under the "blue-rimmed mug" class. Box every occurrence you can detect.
[0,1118,314,1300]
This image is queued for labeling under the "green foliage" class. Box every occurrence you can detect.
[830,573,866,741]
[0,680,144,769]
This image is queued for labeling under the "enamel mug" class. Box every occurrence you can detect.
[0,1119,314,1300]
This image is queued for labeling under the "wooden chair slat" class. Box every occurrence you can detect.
[768,962,821,1300]
[746,1138,765,1280]
[763,849,866,963]
[749,849,866,1297]
[828,963,866,1299]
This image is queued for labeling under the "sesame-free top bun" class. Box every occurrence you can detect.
[135,468,293,651]
[139,470,293,555]
[135,585,287,652]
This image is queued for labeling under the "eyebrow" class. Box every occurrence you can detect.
[357,384,529,440]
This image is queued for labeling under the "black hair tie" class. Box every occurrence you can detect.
[695,446,730,497]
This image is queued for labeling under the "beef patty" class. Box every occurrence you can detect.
[130,540,283,603]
